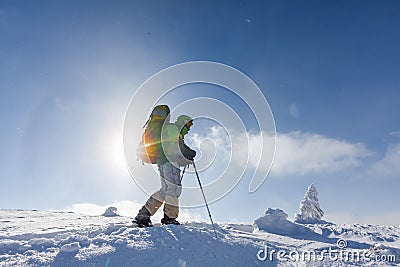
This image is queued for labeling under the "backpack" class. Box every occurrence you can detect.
[136,105,170,164]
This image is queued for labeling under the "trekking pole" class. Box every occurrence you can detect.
[192,161,218,239]
[180,165,187,182]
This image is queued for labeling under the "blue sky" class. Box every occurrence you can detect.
[1,1,400,225]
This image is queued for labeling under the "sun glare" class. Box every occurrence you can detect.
[100,131,126,173]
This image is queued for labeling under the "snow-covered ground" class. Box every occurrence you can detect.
[0,209,399,266]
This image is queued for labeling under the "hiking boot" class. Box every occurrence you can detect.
[133,207,153,227]
[133,215,153,227]
[161,214,180,225]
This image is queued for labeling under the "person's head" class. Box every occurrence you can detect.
[176,115,193,135]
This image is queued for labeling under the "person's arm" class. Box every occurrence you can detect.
[180,139,196,160]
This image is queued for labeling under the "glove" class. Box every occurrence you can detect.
[188,149,196,160]
[184,149,196,160]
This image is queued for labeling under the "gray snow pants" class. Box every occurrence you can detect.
[144,162,182,218]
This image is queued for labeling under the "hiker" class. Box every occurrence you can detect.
[134,114,196,226]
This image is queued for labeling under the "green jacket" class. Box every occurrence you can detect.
[157,123,194,166]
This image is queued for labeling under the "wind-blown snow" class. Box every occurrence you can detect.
[0,209,399,266]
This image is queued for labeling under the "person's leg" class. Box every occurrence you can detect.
[134,165,166,226]
[133,205,153,226]
[144,191,165,215]
[161,162,182,224]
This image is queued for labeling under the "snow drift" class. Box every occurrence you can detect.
[0,209,399,266]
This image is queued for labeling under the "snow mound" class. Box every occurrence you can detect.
[102,207,119,217]
[254,208,329,239]
[254,208,296,233]
[60,242,81,253]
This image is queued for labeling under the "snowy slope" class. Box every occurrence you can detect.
[0,209,399,266]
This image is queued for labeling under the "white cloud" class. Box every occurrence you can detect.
[189,126,230,154]
[189,127,372,180]
[271,131,371,176]
[389,131,400,137]
[370,143,400,178]
[187,126,231,172]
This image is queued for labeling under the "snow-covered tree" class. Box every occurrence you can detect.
[295,183,324,223]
